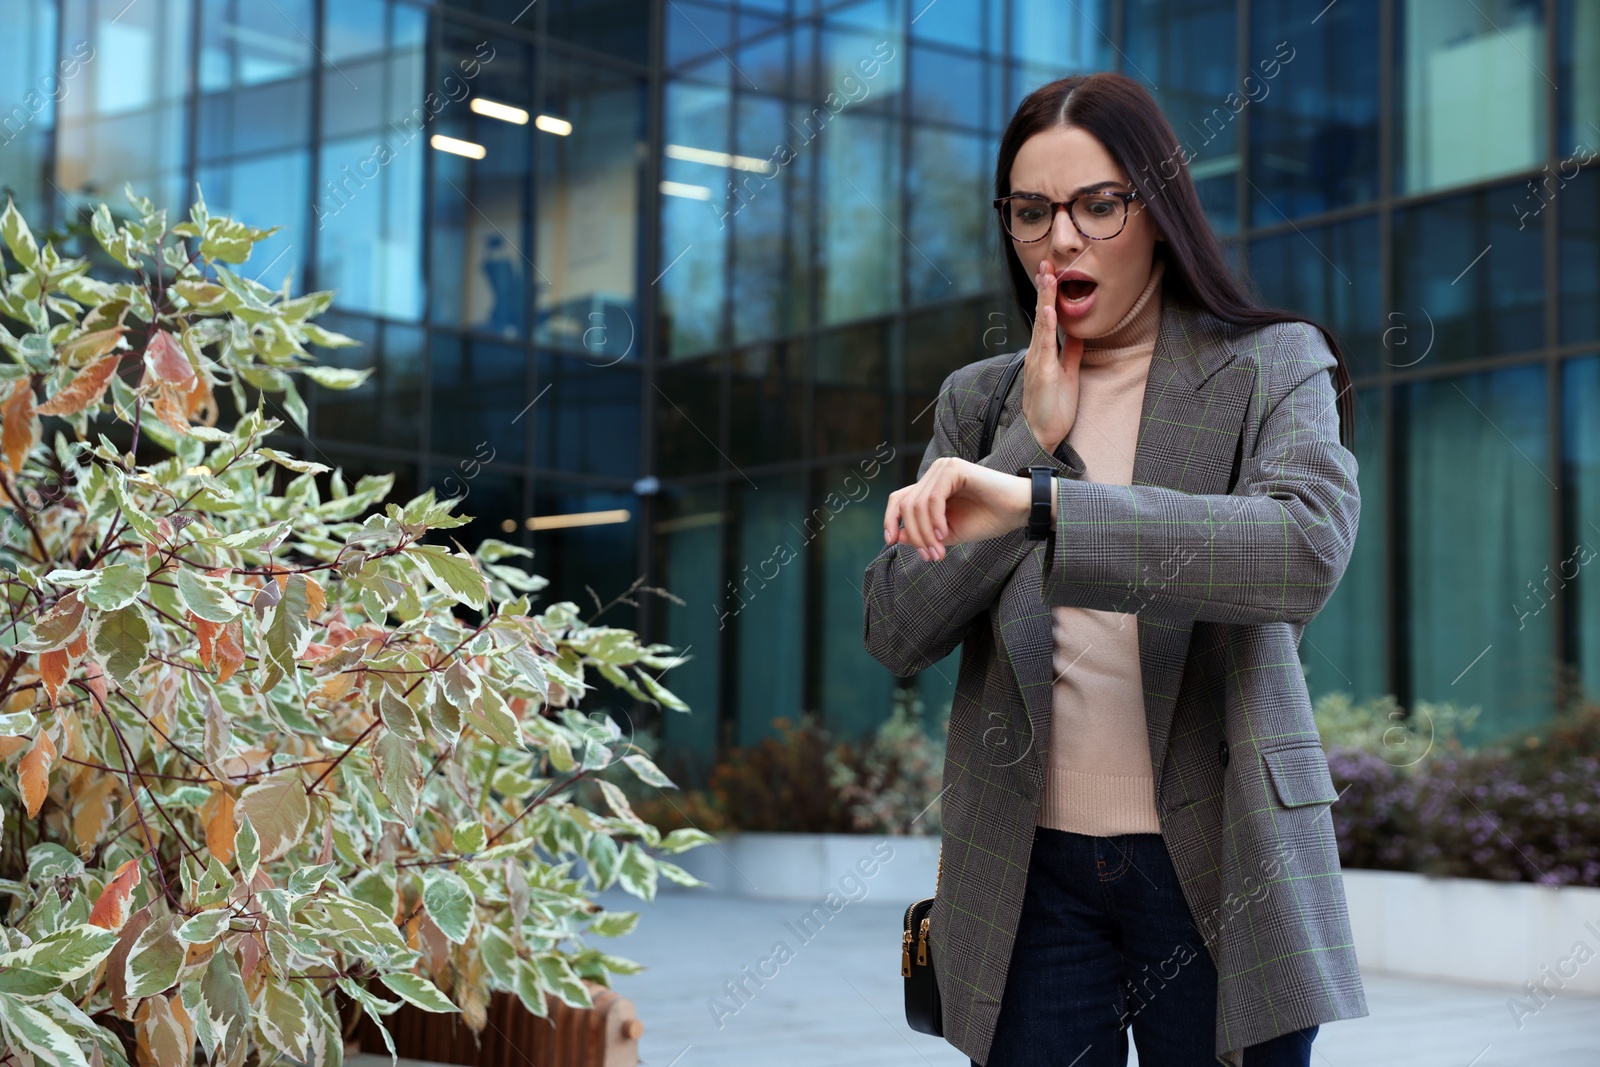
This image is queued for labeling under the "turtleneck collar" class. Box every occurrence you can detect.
[1078,256,1165,366]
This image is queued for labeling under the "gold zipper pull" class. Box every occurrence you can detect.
[902,929,913,977]
[917,916,930,966]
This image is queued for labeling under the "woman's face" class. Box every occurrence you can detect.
[1007,124,1164,338]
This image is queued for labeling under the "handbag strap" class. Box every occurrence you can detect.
[980,349,1027,458]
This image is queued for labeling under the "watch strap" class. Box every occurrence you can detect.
[1026,465,1053,541]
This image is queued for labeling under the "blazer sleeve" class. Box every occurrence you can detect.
[863,361,1087,679]
[1039,322,1360,627]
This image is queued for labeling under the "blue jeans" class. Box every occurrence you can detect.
[977,827,1317,1067]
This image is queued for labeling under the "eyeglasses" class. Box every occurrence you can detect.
[992,191,1140,243]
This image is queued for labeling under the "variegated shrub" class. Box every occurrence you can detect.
[0,188,707,1067]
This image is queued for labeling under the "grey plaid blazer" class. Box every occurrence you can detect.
[862,294,1369,1066]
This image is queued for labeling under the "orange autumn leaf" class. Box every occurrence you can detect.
[38,648,68,705]
[67,627,88,660]
[37,353,122,416]
[194,615,220,668]
[19,730,56,817]
[72,773,117,856]
[0,735,26,759]
[201,789,236,866]
[89,857,142,930]
[150,384,192,437]
[1,377,39,475]
[144,329,195,386]
[80,657,109,713]
[214,620,245,685]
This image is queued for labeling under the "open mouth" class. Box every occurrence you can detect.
[1061,279,1097,302]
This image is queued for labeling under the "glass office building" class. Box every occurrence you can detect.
[3,0,1598,773]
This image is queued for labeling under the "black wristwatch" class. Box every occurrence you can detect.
[1025,465,1054,541]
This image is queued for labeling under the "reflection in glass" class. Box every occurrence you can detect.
[430,334,528,466]
[1125,0,1241,233]
[1559,167,1600,344]
[1396,1,1547,195]
[903,298,996,443]
[0,1,60,213]
[656,356,724,477]
[816,461,896,741]
[57,0,193,213]
[1562,357,1600,702]
[1405,365,1553,745]
[661,80,730,357]
[1249,0,1379,218]
[1558,1,1600,163]
[529,481,638,624]
[908,127,991,305]
[730,342,803,467]
[1248,216,1381,377]
[654,485,725,762]
[535,54,644,360]
[1302,387,1385,705]
[733,473,806,744]
[1393,182,1543,364]
[819,109,900,324]
[535,354,640,478]
[814,320,888,456]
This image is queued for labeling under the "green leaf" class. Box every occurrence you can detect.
[656,859,709,887]
[235,812,261,884]
[177,908,233,944]
[511,957,549,1018]
[635,667,690,712]
[256,977,312,1057]
[256,446,331,474]
[176,568,242,623]
[622,753,677,790]
[1,199,40,270]
[91,604,152,687]
[125,914,184,998]
[452,820,487,854]
[616,843,658,903]
[421,869,475,945]
[0,996,88,1067]
[378,972,458,1013]
[586,910,639,938]
[403,543,488,611]
[0,924,117,982]
[657,827,718,854]
[534,953,593,1009]
[83,563,145,612]
[372,729,422,826]
[237,772,311,862]
[300,368,372,395]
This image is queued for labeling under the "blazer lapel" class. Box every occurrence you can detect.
[995,296,1257,798]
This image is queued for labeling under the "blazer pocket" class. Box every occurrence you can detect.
[1259,740,1340,808]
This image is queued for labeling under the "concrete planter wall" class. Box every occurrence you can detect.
[666,833,1600,994]
[1342,868,1600,994]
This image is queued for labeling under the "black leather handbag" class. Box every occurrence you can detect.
[902,350,1026,1037]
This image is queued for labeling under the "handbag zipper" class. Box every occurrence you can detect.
[902,927,914,977]
[917,915,930,966]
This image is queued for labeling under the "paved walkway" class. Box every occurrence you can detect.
[583,885,1600,1067]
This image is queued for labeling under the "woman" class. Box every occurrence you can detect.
[862,72,1368,1067]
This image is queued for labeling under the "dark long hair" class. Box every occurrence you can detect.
[994,71,1357,451]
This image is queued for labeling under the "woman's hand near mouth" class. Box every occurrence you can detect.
[1021,261,1085,454]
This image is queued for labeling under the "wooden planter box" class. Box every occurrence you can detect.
[352,979,643,1067]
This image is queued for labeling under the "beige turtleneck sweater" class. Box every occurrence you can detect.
[1038,256,1166,836]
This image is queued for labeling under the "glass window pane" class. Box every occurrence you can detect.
[1301,387,1386,705]
[429,33,530,334]
[656,356,725,477]
[199,0,313,91]
[534,59,645,356]
[430,335,529,465]
[0,0,60,214]
[730,341,804,466]
[308,313,382,447]
[911,44,982,128]
[903,297,1006,442]
[1558,1,1600,161]
[661,80,730,357]
[1010,0,1111,72]
[534,353,640,478]
[1559,165,1600,344]
[1405,365,1554,744]
[58,0,193,212]
[816,460,896,741]
[529,480,639,620]
[814,320,888,455]
[821,25,904,117]
[732,473,807,743]
[545,0,650,65]
[653,485,726,763]
[819,110,901,324]
[196,150,308,292]
[1392,181,1544,364]
[908,127,991,304]
[731,93,801,345]
[316,133,425,319]
[1396,1,1549,196]
[1249,0,1379,218]
[1563,356,1600,702]
[911,0,982,51]
[667,0,730,69]
[1248,216,1381,378]
[1124,0,1240,234]
[425,465,524,560]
